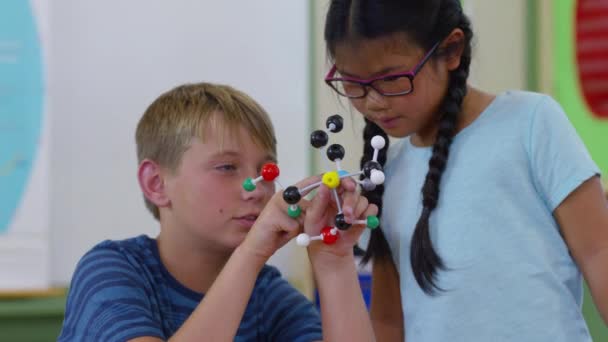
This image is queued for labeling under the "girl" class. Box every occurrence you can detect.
[323,0,608,340]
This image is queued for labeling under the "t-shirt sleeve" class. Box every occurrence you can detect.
[262,267,323,342]
[57,246,164,342]
[526,95,601,211]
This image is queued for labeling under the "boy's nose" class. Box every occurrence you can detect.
[242,179,272,202]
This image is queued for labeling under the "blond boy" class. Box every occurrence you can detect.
[58,83,376,341]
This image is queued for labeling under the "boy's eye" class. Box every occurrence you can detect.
[216,164,237,172]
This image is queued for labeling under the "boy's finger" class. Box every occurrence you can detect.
[291,174,323,198]
[353,195,369,219]
[363,203,379,218]
[341,191,359,222]
[338,177,360,217]
[306,185,331,224]
[340,176,357,192]
[280,217,301,235]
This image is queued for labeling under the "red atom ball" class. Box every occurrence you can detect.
[321,226,338,245]
[261,163,280,181]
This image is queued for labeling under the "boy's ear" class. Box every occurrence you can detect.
[138,159,170,208]
[441,28,466,71]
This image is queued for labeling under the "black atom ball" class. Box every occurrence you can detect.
[335,213,351,230]
[326,144,345,161]
[282,186,301,205]
[310,130,328,148]
[326,115,344,133]
[363,160,382,178]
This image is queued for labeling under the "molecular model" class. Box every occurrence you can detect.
[243,114,386,247]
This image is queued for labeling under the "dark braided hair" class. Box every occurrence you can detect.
[359,119,391,262]
[325,0,474,294]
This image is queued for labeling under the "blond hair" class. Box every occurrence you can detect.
[135,82,276,220]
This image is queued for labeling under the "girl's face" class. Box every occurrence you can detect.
[332,35,453,141]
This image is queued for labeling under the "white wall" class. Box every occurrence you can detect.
[50,1,310,286]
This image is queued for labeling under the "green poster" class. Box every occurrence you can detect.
[554,1,608,177]
[555,1,608,338]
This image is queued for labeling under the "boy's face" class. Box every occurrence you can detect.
[162,122,276,252]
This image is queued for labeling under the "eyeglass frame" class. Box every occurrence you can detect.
[324,41,441,98]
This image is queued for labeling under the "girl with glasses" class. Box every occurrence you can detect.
[323,0,608,341]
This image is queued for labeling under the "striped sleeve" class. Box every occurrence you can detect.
[262,267,323,342]
[58,246,164,342]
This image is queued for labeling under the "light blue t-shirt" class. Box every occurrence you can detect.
[381,91,599,341]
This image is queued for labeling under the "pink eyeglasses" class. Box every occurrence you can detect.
[325,41,441,98]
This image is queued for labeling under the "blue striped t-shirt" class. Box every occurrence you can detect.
[58,235,323,341]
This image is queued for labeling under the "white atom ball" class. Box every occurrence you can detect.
[361,178,377,191]
[296,233,311,247]
[371,135,386,149]
[370,170,385,185]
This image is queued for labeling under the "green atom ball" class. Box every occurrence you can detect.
[367,215,380,229]
[243,178,256,192]
[287,205,302,218]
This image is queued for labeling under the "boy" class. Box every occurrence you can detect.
[58,83,376,341]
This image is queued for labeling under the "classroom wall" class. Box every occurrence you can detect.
[464,0,527,92]
[49,1,311,287]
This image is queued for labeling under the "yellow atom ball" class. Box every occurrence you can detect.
[322,171,340,189]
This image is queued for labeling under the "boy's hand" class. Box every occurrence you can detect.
[304,177,378,263]
[240,176,321,264]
